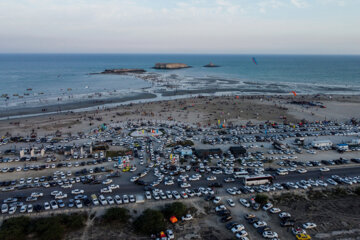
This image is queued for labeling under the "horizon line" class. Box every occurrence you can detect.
[0,53,360,56]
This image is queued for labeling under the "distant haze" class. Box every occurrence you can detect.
[0,0,359,54]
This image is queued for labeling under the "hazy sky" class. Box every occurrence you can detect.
[0,0,359,54]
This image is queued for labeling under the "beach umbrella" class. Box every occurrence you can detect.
[170,216,178,223]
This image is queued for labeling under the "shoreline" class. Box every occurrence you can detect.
[0,91,360,122]
[0,93,157,119]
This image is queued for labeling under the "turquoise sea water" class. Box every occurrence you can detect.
[0,54,359,110]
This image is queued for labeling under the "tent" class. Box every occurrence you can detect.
[170,216,178,223]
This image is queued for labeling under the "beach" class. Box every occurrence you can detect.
[1,94,360,137]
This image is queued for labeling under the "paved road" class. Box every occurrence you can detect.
[2,165,360,206]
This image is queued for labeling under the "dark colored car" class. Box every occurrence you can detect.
[280,220,295,227]
[220,215,232,223]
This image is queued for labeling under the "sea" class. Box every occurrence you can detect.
[0,54,360,115]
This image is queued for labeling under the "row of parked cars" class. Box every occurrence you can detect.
[240,197,315,240]
[1,191,138,215]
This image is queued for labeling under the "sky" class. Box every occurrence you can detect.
[0,0,359,54]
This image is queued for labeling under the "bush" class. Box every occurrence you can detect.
[133,209,166,235]
[273,193,305,204]
[355,187,360,196]
[162,202,188,219]
[255,194,269,206]
[102,207,130,224]
[0,216,31,240]
[331,187,348,197]
[59,213,87,230]
[33,217,65,240]
[33,214,87,240]
[0,213,87,240]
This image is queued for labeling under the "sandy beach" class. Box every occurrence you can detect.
[1,94,360,137]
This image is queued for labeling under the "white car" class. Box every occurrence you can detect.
[61,184,73,189]
[26,196,38,202]
[27,204,33,213]
[269,207,281,214]
[8,206,17,214]
[99,195,108,205]
[114,195,122,204]
[215,205,227,212]
[75,199,83,208]
[227,188,236,195]
[50,200,58,209]
[213,197,221,204]
[122,195,129,203]
[166,229,175,239]
[207,176,217,181]
[20,205,27,213]
[31,192,44,197]
[109,184,119,190]
[44,202,50,210]
[130,176,139,182]
[145,191,152,200]
[231,224,245,233]
[253,221,267,228]
[102,179,113,185]
[107,196,115,205]
[180,182,191,188]
[164,180,174,185]
[100,187,112,193]
[71,189,85,195]
[51,190,62,196]
[172,191,181,199]
[227,199,235,207]
[1,204,8,213]
[262,203,273,211]
[320,167,330,172]
[303,222,317,229]
[239,198,250,208]
[182,214,193,221]
[279,212,291,218]
[55,193,68,199]
[263,231,278,238]
[297,169,307,174]
[130,195,137,203]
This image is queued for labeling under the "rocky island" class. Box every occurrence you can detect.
[153,63,190,69]
[100,69,146,74]
[203,62,220,67]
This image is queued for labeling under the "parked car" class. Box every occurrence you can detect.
[182,214,193,221]
[303,222,317,229]
[262,203,273,211]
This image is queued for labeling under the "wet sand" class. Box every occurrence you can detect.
[0,93,156,118]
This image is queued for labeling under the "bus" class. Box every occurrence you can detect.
[241,174,274,186]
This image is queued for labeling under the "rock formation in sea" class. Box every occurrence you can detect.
[153,63,190,69]
[101,69,146,74]
[203,62,220,67]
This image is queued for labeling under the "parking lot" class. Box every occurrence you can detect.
[0,119,360,239]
